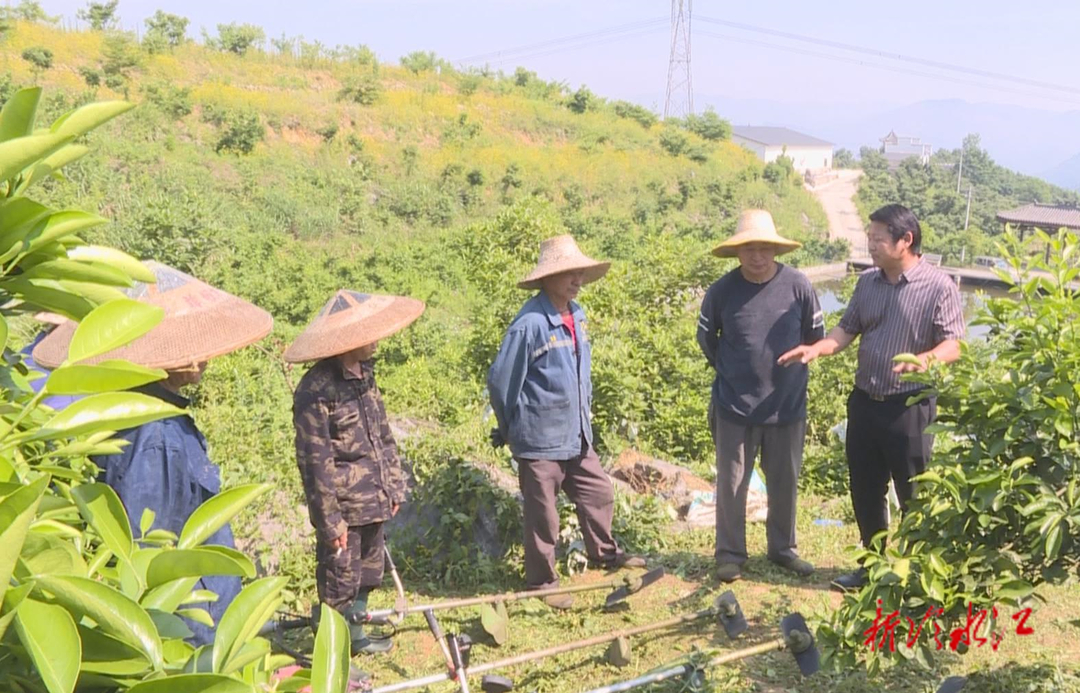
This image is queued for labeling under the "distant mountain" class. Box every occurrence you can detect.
[681,94,1080,185]
[1042,152,1080,191]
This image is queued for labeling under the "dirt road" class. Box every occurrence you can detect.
[806,169,868,259]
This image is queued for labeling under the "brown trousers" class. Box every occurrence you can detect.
[516,443,620,589]
[315,522,385,611]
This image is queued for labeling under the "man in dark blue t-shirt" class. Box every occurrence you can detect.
[697,209,824,583]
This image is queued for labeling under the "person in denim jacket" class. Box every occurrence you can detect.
[488,235,644,609]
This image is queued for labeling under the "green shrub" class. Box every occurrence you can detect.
[215,109,264,154]
[612,100,658,129]
[659,129,689,157]
[141,81,192,118]
[568,85,595,114]
[400,50,437,74]
[683,108,732,141]
[206,22,265,55]
[77,0,119,30]
[337,73,381,105]
[20,45,52,72]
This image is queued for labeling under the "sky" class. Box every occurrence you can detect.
[34,0,1080,117]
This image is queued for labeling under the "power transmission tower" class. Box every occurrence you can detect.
[664,0,693,119]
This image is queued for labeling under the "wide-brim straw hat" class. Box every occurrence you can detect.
[518,234,610,290]
[283,290,426,364]
[33,261,273,369]
[711,209,802,258]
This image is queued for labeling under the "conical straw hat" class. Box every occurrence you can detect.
[711,209,802,258]
[283,290,426,364]
[518,235,610,290]
[33,261,273,369]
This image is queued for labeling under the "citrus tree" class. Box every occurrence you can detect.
[0,87,350,692]
[820,230,1080,674]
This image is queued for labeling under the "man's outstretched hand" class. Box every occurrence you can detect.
[777,344,819,367]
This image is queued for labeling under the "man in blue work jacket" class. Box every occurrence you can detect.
[488,235,644,609]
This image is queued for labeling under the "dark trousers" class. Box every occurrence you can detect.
[845,389,936,551]
[516,442,620,589]
[315,522,385,611]
[712,412,805,565]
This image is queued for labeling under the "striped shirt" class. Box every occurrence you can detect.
[838,259,964,398]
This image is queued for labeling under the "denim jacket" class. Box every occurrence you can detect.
[487,292,593,460]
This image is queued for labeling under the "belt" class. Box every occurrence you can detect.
[854,387,925,404]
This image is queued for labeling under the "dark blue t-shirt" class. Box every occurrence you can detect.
[697,264,824,425]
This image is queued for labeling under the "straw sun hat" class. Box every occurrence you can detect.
[33,261,273,370]
[283,290,426,364]
[518,235,610,290]
[711,209,802,258]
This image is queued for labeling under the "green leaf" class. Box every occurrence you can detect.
[68,299,164,364]
[17,532,88,578]
[141,577,200,613]
[1,279,96,321]
[127,674,254,693]
[140,508,156,537]
[147,608,194,639]
[997,580,1034,602]
[212,576,287,674]
[24,210,109,252]
[0,314,7,352]
[46,360,166,395]
[0,477,48,605]
[179,484,271,550]
[220,638,271,675]
[67,245,156,283]
[145,548,256,590]
[22,258,133,286]
[17,144,89,193]
[58,279,130,305]
[33,575,164,670]
[0,132,72,183]
[1045,523,1063,559]
[176,608,215,628]
[70,483,134,565]
[310,602,349,693]
[79,625,152,676]
[29,392,182,441]
[0,87,42,142]
[51,101,135,139]
[14,597,81,693]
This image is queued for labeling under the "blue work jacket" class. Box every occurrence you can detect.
[487,292,594,460]
[92,384,240,647]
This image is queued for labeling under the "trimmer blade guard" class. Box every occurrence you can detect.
[715,591,748,639]
[605,636,633,668]
[481,675,515,693]
[480,601,509,646]
[780,612,819,676]
[604,567,666,608]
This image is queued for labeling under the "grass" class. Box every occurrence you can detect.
[269,493,1080,693]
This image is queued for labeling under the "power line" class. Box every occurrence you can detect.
[695,30,1080,107]
[484,25,668,68]
[452,16,667,65]
[696,15,1080,97]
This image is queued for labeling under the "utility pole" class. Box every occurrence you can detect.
[964,185,973,230]
[664,0,693,119]
[956,146,964,194]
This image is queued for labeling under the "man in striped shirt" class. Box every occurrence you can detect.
[779,204,964,591]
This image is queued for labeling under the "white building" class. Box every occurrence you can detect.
[731,126,834,172]
[880,130,932,168]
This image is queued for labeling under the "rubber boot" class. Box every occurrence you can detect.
[345,589,394,656]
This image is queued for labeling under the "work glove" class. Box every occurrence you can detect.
[489,427,506,449]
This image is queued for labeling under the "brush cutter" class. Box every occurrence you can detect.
[368,592,748,693]
[578,611,820,693]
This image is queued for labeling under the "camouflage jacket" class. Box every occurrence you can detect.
[293,358,405,542]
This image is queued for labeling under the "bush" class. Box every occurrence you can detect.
[568,85,595,114]
[834,147,856,168]
[215,109,264,154]
[206,22,265,55]
[683,108,732,141]
[79,65,102,87]
[143,10,188,53]
[20,45,52,72]
[821,233,1080,674]
[659,129,689,156]
[338,73,381,105]
[400,50,437,74]
[77,0,118,30]
[141,81,192,118]
[316,122,338,143]
[612,100,658,129]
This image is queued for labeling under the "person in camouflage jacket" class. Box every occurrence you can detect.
[286,290,425,657]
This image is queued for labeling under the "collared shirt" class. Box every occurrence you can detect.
[838,258,965,398]
[487,291,594,460]
[293,358,405,542]
[92,383,239,646]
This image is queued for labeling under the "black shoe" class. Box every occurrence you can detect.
[831,568,868,592]
[591,553,647,571]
